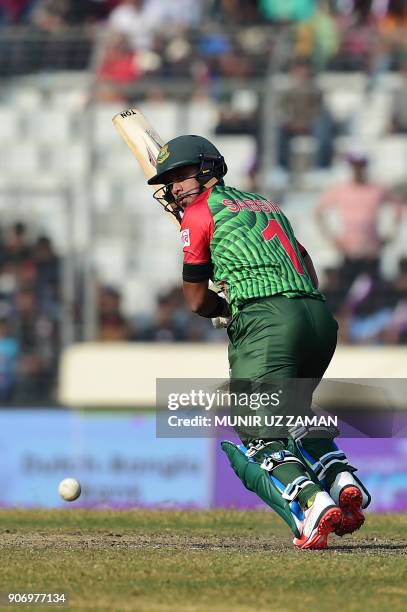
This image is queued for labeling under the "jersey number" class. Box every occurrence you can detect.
[262,220,304,274]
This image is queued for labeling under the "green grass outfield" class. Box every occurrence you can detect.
[0,510,406,612]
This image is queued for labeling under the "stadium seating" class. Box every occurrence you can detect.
[0,108,22,141]
[0,65,405,328]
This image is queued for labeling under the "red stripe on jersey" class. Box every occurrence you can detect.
[181,189,214,264]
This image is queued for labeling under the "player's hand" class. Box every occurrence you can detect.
[207,280,231,328]
[212,296,231,329]
[208,280,223,294]
[212,315,232,329]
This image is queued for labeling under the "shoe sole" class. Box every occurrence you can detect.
[293,506,342,550]
[335,486,365,536]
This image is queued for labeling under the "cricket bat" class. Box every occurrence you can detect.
[112,108,163,182]
[112,107,181,225]
[112,107,225,302]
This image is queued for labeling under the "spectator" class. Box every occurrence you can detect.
[295,0,341,69]
[347,0,377,24]
[316,149,404,285]
[98,286,130,341]
[31,0,116,30]
[108,0,155,51]
[183,312,223,342]
[1,222,32,266]
[334,0,378,72]
[141,291,186,342]
[0,262,17,299]
[65,0,119,24]
[207,0,259,25]
[96,32,143,101]
[144,0,203,29]
[196,32,233,80]
[17,259,37,292]
[134,286,228,343]
[13,288,58,401]
[258,0,316,22]
[0,318,19,401]
[215,102,259,136]
[391,54,407,132]
[0,225,64,402]
[0,0,37,24]
[338,272,396,344]
[31,0,70,32]
[276,58,335,169]
[378,0,407,66]
[320,266,347,318]
[98,33,142,82]
[33,235,60,313]
[382,257,407,343]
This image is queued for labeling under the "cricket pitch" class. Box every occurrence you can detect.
[0,510,406,611]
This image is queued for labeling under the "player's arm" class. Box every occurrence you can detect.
[181,207,230,318]
[297,240,319,288]
[183,280,230,317]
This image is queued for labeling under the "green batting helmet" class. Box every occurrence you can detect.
[147,135,227,186]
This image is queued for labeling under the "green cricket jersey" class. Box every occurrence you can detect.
[181,185,323,314]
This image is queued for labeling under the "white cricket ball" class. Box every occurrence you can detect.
[58,478,81,502]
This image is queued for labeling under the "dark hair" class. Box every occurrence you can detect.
[13,222,26,236]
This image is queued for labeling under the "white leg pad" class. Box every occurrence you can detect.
[329,471,369,508]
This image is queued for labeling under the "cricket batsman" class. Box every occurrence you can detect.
[147,135,371,550]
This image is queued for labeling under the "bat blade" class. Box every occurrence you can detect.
[113,107,223,295]
[112,108,164,180]
[112,107,181,226]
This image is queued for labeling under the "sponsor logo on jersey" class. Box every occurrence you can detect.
[181,228,190,246]
[157,144,170,164]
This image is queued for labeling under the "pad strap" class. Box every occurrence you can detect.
[289,423,339,442]
[282,476,315,502]
[245,439,274,458]
[260,450,304,473]
[311,450,348,481]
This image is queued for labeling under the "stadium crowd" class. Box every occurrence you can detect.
[315,149,407,343]
[98,284,222,343]
[134,249,407,347]
[0,1,406,405]
[1,1,407,76]
[1,216,405,404]
[0,223,60,402]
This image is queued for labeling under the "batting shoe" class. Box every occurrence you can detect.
[329,472,367,536]
[293,491,342,550]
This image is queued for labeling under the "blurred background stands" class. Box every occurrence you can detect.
[0,0,406,403]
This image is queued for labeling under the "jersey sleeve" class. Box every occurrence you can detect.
[181,197,214,283]
[295,238,308,258]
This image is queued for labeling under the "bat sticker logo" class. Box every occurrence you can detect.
[146,129,164,150]
[157,144,170,164]
[147,146,157,167]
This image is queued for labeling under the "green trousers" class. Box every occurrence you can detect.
[227,295,338,380]
[226,295,342,502]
